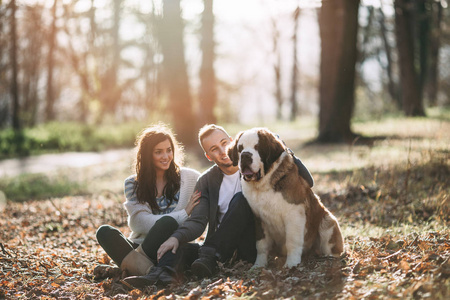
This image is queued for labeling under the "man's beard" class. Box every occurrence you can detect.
[217,161,233,168]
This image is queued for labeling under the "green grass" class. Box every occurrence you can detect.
[0,173,87,202]
[1,108,448,160]
[0,121,145,159]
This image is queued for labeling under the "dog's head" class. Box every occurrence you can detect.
[228,128,286,182]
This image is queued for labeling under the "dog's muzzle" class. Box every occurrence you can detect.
[240,152,261,182]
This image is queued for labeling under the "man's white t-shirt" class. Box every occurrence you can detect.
[217,171,242,225]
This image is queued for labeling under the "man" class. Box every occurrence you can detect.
[124,124,313,286]
[158,124,257,277]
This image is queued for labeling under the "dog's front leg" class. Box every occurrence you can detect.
[253,223,271,268]
[284,206,306,268]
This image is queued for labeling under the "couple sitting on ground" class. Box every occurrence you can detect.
[96,123,312,287]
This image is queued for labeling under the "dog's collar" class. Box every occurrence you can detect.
[285,148,294,156]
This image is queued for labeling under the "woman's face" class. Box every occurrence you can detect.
[152,138,174,173]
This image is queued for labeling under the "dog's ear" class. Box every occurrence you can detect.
[227,132,243,166]
[258,129,285,174]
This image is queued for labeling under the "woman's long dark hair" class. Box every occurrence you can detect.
[133,124,183,213]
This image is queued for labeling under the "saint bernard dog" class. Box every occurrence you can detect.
[228,128,344,268]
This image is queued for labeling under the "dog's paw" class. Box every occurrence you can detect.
[250,264,264,272]
[283,262,300,269]
[254,255,268,268]
[284,257,301,268]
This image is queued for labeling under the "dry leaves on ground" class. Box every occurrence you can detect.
[1,159,449,299]
[1,193,448,299]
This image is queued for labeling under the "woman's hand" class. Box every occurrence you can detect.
[185,190,201,215]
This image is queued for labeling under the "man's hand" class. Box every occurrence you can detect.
[157,237,179,261]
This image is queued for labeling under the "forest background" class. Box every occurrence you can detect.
[0,0,449,299]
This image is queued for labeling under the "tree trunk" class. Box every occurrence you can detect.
[100,0,122,118]
[159,0,195,145]
[426,1,442,106]
[199,0,217,125]
[394,0,425,116]
[378,6,400,108]
[61,3,92,123]
[46,0,58,122]
[318,0,360,143]
[271,16,283,120]
[358,6,374,65]
[290,7,300,122]
[416,0,430,98]
[10,0,20,130]
[141,10,159,113]
[20,5,43,127]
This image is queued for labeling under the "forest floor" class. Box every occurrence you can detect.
[0,116,449,299]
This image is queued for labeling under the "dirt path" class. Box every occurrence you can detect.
[0,149,134,178]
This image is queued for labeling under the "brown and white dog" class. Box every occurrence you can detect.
[228,128,344,268]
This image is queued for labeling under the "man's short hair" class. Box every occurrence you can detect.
[198,124,229,152]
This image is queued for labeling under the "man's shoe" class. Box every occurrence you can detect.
[157,267,177,285]
[123,266,175,288]
[191,246,218,278]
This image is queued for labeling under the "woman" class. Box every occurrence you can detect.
[96,124,200,281]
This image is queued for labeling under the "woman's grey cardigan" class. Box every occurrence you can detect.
[123,167,200,244]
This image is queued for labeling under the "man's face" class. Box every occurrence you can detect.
[201,129,233,168]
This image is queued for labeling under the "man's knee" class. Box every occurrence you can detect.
[229,192,252,214]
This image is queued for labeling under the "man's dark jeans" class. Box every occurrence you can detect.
[202,192,257,263]
[157,191,256,276]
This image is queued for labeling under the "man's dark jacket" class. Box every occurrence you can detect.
[171,165,223,244]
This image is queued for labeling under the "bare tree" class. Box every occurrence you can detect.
[133,6,161,113]
[158,0,195,145]
[290,6,300,122]
[10,0,20,130]
[416,0,430,99]
[199,0,217,125]
[60,1,94,122]
[21,4,45,126]
[99,0,122,118]
[378,6,400,107]
[0,5,9,127]
[271,17,283,120]
[318,0,360,143]
[426,1,443,106]
[394,0,425,116]
[45,0,58,121]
